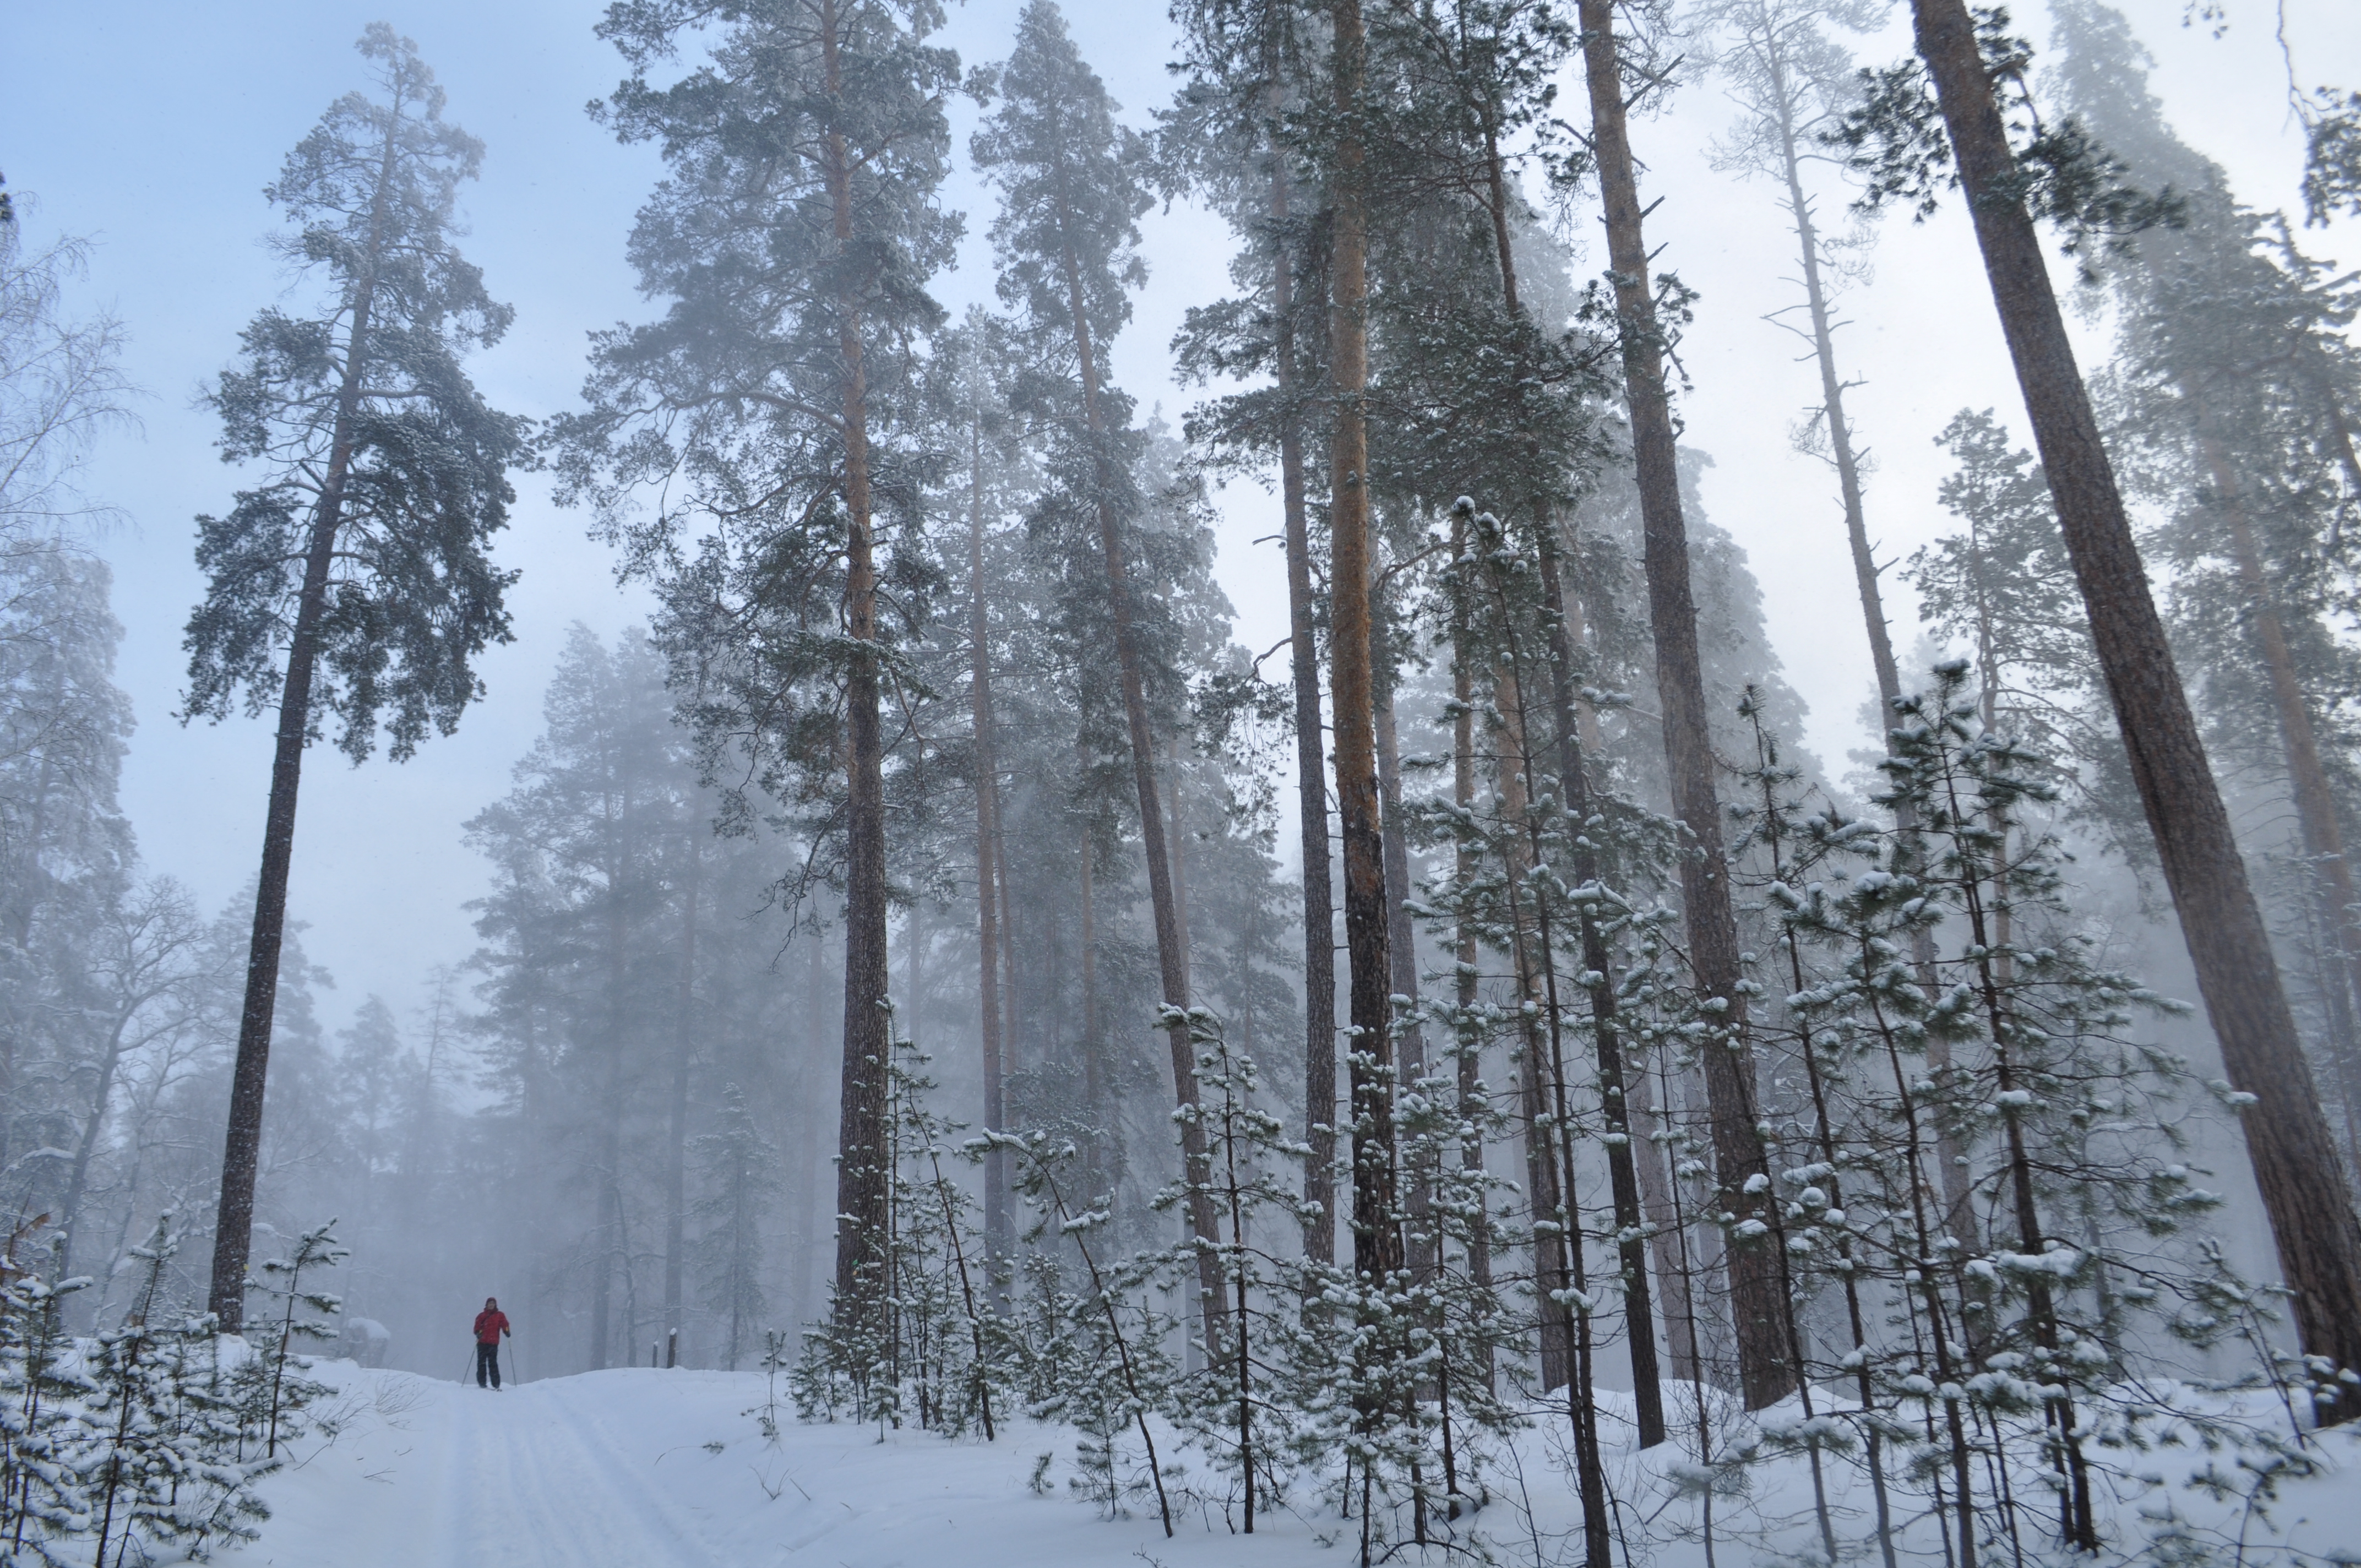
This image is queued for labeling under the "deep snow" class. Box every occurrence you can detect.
[215,1360,2361,1567]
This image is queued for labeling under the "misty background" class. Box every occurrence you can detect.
[8,0,2347,1029]
[6,0,2359,1388]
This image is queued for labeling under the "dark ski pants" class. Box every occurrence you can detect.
[476,1341,502,1389]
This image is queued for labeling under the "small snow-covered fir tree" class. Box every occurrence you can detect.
[1396,970,1521,1520]
[797,1026,1001,1434]
[1157,1006,1309,1531]
[1718,662,2341,1565]
[227,1218,345,1464]
[0,1232,95,1560]
[83,1219,274,1568]
[998,1126,1178,1534]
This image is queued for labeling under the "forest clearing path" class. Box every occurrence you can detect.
[217,1360,1347,1567]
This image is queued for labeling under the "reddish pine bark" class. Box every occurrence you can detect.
[1910,0,2361,1403]
[1268,125,1340,1267]
[1329,0,1403,1290]
[206,126,399,1332]
[1050,211,1228,1353]
[823,0,895,1329]
[970,421,1013,1262]
[1576,0,1791,1408]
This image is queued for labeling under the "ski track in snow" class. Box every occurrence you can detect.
[433,1379,708,1567]
[241,1372,728,1568]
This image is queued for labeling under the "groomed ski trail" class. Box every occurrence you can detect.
[236,1371,725,1568]
[434,1377,717,1567]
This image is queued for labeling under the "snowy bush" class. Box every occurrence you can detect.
[0,1215,339,1566]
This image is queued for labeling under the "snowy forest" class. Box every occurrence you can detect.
[6,0,2361,1563]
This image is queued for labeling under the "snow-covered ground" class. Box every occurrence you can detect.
[223,1362,1344,1568]
[220,1360,2361,1567]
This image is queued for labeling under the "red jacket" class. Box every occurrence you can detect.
[474,1309,510,1345]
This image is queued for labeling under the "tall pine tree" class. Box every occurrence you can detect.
[1575,0,1790,1408]
[1842,0,2361,1406]
[184,25,523,1331]
[555,0,965,1343]
[971,1,1228,1350]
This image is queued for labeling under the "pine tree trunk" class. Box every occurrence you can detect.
[1770,80,1899,712]
[970,420,1013,1267]
[590,827,632,1373]
[994,782,1019,1077]
[791,934,829,1326]
[207,236,383,1336]
[1780,65,1980,1220]
[1575,0,1790,1408]
[1168,737,1196,988]
[2199,435,2361,1049]
[1530,536,1667,1446]
[1494,671,1568,1393]
[2200,433,2361,1193]
[1269,110,1340,1277]
[2319,378,2361,500]
[1623,1048,1702,1384]
[1804,121,1979,1233]
[1471,96,1669,1430]
[1081,821,1110,1194]
[1470,136,1673,1425]
[822,0,894,1332]
[1051,224,1227,1354]
[1909,0,2361,1402]
[1279,270,1339,1273]
[59,1010,131,1278]
[1329,0,1402,1293]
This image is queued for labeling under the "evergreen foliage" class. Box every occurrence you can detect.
[796,1026,1000,1434]
[1904,407,2149,862]
[557,0,972,1353]
[1721,663,2352,1563]
[182,24,523,761]
[2297,87,2361,227]
[243,1220,346,1459]
[0,1218,293,1567]
[181,21,525,1334]
[1830,4,2181,268]
[2053,0,2361,1218]
[997,1123,1179,1533]
[11,3,2361,1566]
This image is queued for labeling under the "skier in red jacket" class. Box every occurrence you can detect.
[473,1298,511,1390]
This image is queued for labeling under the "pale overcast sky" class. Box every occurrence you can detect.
[4,0,2354,1034]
